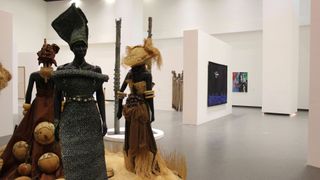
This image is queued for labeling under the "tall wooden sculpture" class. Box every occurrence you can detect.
[147,17,153,71]
[148,17,152,38]
[172,71,183,111]
[114,18,122,134]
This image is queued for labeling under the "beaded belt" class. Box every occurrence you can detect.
[125,94,144,107]
[66,96,95,103]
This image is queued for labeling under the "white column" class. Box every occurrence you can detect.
[183,30,198,125]
[262,0,299,115]
[0,10,14,136]
[308,0,320,168]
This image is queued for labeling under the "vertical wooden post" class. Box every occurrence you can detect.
[147,17,152,71]
[171,71,176,109]
[114,18,121,134]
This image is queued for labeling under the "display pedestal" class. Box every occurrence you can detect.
[183,29,232,125]
[104,127,165,142]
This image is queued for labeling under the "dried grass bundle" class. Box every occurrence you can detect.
[0,63,12,91]
[159,150,187,180]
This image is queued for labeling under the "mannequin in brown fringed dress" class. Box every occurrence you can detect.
[0,39,64,180]
[117,38,167,178]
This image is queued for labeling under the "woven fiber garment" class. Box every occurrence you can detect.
[53,69,108,180]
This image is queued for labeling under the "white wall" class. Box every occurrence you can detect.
[18,53,41,102]
[0,0,47,53]
[12,44,18,115]
[144,0,262,38]
[215,31,263,107]
[143,0,310,39]
[308,0,320,168]
[115,0,144,47]
[183,30,232,125]
[0,10,14,136]
[152,38,184,110]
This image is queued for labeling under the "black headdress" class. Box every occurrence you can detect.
[51,3,88,48]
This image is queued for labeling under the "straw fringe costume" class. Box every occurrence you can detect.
[117,38,167,178]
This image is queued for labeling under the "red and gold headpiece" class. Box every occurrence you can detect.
[37,39,60,67]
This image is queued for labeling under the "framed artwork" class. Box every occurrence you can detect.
[207,62,228,107]
[232,72,248,93]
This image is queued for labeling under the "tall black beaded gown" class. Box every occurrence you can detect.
[52,68,108,180]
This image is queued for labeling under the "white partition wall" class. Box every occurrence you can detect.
[0,10,14,136]
[308,0,320,168]
[183,30,232,125]
[262,0,299,115]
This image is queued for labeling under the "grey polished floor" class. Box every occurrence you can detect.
[1,104,320,180]
[104,104,320,180]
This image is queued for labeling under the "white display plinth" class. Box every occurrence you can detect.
[183,29,232,125]
[104,127,164,142]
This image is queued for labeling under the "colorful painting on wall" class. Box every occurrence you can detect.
[207,62,228,107]
[232,72,248,93]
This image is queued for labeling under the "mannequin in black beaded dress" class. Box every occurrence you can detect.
[52,4,108,180]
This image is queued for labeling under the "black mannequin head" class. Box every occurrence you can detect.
[71,41,88,59]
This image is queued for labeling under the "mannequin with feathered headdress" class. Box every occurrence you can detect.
[117,38,167,178]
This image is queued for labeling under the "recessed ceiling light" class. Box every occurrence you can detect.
[144,0,154,3]
[106,0,115,4]
[70,0,81,7]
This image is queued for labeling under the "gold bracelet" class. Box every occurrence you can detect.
[117,91,127,99]
[144,90,155,99]
[23,104,31,111]
[144,90,154,95]
[145,95,155,99]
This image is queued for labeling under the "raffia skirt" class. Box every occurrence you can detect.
[123,94,166,178]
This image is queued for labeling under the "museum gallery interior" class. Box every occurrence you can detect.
[0,0,320,179]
